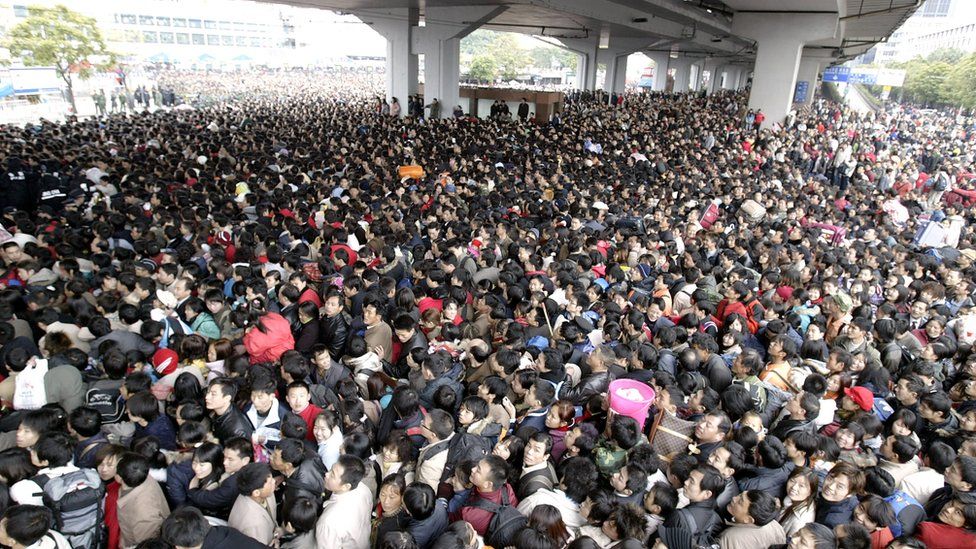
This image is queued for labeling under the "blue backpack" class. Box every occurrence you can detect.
[884,490,921,537]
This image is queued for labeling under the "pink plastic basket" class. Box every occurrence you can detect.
[608,379,656,431]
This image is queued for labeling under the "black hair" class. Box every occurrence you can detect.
[236,462,272,496]
[1,505,54,546]
[161,507,212,547]
[281,496,318,534]
[117,452,151,487]
[33,432,74,468]
[403,482,436,520]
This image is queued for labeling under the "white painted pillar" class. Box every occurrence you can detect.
[731,12,837,127]
[362,8,419,111]
[671,58,691,92]
[600,50,629,95]
[414,6,506,118]
[794,56,824,106]
[562,38,600,90]
[646,52,670,91]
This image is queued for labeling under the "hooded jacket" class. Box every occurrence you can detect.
[243,312,295,364]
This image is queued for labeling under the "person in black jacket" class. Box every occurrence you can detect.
[292,301,321,357]
[403,482,450,549]
[816,461,864,528]
[205,378,254,444]
[187,438,252,520]
[161,506,268,549]
[271,437,325,508]
[560,345,615,405]
[660,464,724,547]
[319,289,349,360]
[390,313,427,379]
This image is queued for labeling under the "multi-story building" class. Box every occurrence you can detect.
[0,0,385,67]
[867,0,976,64]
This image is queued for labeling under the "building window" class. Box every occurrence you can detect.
[188,19,202,28]
[221,35,233,46]
[160,32,174,44]
[207,34,220,45]
[250,37,262,47]
[192,34,205,45]
[173,18,187,27]
[13,5,28,18]
[143,31,158,43]
[139,15,154,26]
[204,20,217,29]
[156,16,170,27]
[236,36,247,46]
[121,13,137,25]
[219,21,231,30]
[176,33,189,44]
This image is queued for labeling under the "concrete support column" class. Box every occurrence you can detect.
[562,38,600,90]
[361,8,419,111]
[732,12,837,127]
[413,6,506,117]
[646,52,670,91]
[599,49,630,96]
[671,58,692,92]
[701,59,720,93]
[722,67,739,90]
[794,55,826,106]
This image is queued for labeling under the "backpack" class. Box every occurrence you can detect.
[676,507,719,549]
[934,172,949,192]
[14,358,48,410]
[85,386,125,424]
[743,299,762,334]
[884,490,922,537]
[438,431,492,483]
[872,397,894,422]
[33,468,105,549]
[468,488,527,548]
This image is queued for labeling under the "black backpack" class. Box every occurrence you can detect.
[437,432,492,483]
[468,488,527,548]
[85,386,125,424]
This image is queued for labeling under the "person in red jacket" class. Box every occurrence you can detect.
[243,304,295,364]
[457,455,519,536]
[914,498,976,549]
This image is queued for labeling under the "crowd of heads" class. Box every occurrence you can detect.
[0,66,972,549]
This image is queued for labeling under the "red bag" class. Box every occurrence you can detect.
[699,202,720,229]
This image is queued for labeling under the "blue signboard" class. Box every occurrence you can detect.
[794,80,809,103]
[822,66,851,82]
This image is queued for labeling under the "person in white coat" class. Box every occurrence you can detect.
[316,455,374,549]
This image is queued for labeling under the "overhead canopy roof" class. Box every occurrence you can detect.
[270,0,920,63]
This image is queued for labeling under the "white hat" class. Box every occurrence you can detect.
[156,290,177,309]
[592,201,609,211]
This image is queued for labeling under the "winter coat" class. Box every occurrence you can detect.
[293,318,320,356]
[243,313,295,364]
[560,370,614,405]
[186,473,238,520]
[319,312,349,360]
[228,494,277,545]
[816,495,858,528]
[212,406,254,444]
[408,498,449,549]
[135,415,177,451]
[117,479,170,547]
[191,313,221,340]
[199,525,269,549]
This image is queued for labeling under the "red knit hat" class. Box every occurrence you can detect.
[152,348,179,376]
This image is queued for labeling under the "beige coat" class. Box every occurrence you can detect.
[228,494,277,545]
[117,479,170,549]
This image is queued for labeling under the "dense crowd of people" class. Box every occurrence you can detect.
[0,65,974,549]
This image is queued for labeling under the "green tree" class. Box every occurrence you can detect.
[948,53,976,109]
[4,4,115,112]
[461,30,530,82]
[468,55,497,83]
[900,60,952,106]
[528,46,577,71]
